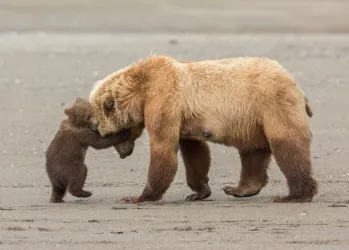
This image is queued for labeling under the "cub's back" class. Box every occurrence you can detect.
[45,121,84,167]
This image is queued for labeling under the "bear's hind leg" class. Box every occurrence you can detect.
[179,139,212,201]
[223,148,271,198]
[67,164,92,198]
[50,185,67,203]
[270,137,318,203]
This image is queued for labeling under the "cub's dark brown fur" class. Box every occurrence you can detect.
[45,97,130,203]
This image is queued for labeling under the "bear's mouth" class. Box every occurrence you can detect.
[89,124,98,131]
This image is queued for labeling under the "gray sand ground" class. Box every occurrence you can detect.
[0,1,349,249]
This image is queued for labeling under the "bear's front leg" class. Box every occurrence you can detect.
[121,111,180,204]
[121,96,182,204]
[122,139,179,203]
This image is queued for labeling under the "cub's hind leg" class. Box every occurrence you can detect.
[50,185,67,203]
[47,172,67,203]
[223,148,271,198]
[67,164,92,198]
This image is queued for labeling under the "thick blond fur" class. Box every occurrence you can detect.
[89,55,317,203]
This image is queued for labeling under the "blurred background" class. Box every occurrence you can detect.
[2,0,348,187]
[1,0,348,33]
[1,0,349,209]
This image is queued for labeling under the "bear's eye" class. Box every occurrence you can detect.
[103,96,114,113]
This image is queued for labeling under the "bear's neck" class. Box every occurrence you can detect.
[115,55,177,126]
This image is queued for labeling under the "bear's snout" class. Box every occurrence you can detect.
[90,117,99,128]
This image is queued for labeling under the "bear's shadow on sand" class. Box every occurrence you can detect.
[40,194,346,209]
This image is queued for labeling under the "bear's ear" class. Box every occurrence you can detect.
[103,96,115,111]
[64,107,75,117]
[125,68,149,86]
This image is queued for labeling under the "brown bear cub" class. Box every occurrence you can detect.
[45,97,131,203]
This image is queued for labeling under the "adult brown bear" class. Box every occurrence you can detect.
[89,55,317,203]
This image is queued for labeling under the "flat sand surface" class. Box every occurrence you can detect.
[1,1,349,249]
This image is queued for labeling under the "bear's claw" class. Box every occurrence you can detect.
[185,192,208,201]
[121,196,141,204]
[222,185,261,198]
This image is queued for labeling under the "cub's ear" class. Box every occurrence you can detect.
[64,107,75,117]
[103,96,115,111]
[75,97,85,103]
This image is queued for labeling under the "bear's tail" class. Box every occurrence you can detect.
[304,96,313,117]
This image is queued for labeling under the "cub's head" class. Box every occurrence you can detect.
[64,97,97,128]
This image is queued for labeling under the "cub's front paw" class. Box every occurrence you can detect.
[114,140,135,159]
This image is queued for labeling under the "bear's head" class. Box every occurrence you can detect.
[64,97,98,129]
[88,70,144,137]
